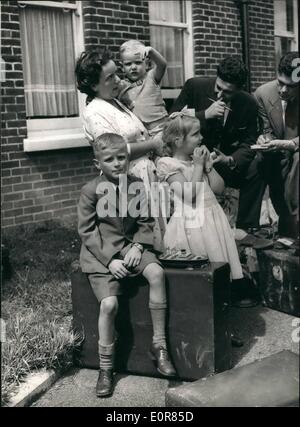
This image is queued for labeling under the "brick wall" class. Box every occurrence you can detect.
[193,0,243,77]
[192,0,276,91]
[1,0,150,229]
[83,0,150,57]
[248,0,276,91]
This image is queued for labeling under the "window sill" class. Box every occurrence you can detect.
[23,132,90,152]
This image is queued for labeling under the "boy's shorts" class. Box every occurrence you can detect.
[88,245,161,302]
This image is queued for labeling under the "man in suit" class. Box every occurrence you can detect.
[254,52,299,238]
[78,133,176,398]
[171,57,261,232]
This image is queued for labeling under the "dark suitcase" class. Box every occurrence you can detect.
[256,249,300,317]
[165,350,300,407]
[71,262,232,381]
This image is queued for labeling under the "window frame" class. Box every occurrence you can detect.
[149,0,194,100]
[17,0,88,152]
[274,0,298,51]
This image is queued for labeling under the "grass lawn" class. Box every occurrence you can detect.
[1,220,82,406]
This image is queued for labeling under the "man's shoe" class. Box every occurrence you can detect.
[231,334,244,348]
[150,344,176,377]
[232,297,259,308]
[96,369,114,397]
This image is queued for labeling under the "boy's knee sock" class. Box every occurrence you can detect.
[149,301,167,349]
[98,341,115,371]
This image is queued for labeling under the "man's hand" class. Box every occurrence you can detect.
[212,148,232,166]
[123,246,142,269]
[256,134,272,145]
[205,100,226,120]
[108,259,130,279]
[193,146,210,166]
[262,139,297,152]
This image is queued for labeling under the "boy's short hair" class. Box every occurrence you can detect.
[120,39,145,58]
[278,52,299,77]
[93,133,127,158]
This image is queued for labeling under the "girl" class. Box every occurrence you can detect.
[156,112,243,280]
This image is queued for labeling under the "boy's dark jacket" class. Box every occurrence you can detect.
[78,174,154,274]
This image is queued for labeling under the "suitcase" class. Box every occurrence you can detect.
[71,262,232,381]
[165,350,300,407]
[256,249,300,317]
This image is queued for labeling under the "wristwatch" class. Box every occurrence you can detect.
[133,243,144,252]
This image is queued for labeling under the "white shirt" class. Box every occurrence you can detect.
[281,100,288,129]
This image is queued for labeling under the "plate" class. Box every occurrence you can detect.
[159,251,209,269]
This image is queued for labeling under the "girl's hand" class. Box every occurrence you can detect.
[193,146,210,165]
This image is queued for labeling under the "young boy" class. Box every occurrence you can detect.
[78,133,176,398]
[118,40,168,141]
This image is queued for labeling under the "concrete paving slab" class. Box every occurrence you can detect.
[31,370,182,407]
[32,307,299,407]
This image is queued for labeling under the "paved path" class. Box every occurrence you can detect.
[32,306,299,407]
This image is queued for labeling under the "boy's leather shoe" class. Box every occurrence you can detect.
[96,369,114,397]
[150,344,176,377]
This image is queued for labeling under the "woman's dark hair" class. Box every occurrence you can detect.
[75,49,112,100]
[278,52,299,77]
[217,57,248,89]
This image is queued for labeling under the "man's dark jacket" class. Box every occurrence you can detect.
[171,77,259,174]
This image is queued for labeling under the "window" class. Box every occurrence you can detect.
[149,0,194,102]
[18,1,87,151]
[274,0,299,68]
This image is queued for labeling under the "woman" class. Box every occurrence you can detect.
[75,50,165,250]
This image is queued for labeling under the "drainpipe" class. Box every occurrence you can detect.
[235,0,252,92]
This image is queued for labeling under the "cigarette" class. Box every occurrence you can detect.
[208,97,232,112]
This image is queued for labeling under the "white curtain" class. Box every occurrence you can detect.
[149,0,184,22]
[150,26,184,88]
[149,0,185,89]
[19,5,78,117]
